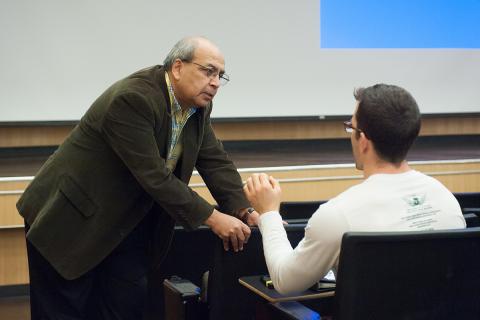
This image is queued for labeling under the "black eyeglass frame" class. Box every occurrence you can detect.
[343,120,364,134]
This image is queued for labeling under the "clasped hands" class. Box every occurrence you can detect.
[205,173,282,252]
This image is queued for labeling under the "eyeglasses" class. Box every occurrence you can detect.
[187,61,230,86]
[343,120,363,134]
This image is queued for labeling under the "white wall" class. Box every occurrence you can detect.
[1,0,479,121]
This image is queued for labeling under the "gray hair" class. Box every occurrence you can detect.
[163,37,198,70]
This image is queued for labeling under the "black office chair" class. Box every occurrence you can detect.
[454,192,480,209]
[464,212,480,227]
[207,224,307,320]
[151,226,215,320]
[279,201,325,220]
[334,228,480,320]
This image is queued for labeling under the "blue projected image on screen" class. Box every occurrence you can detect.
[320,0,480,48]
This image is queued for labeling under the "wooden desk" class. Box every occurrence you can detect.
[239,275,334,303]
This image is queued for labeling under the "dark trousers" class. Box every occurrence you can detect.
[25,214,154,320]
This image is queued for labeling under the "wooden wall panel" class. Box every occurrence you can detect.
[192,161,480,202]
[0,229,29,286]
[1,116,479,147]
[0,181,29,227]
[0,126,73,147]
[1,116,478,286]
[0,161,478,286]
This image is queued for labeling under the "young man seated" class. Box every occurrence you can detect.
[244,84,466,294]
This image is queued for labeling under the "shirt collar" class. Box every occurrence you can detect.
[165,72,196,114]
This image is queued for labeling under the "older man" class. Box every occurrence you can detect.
[245,84,465,294]
[18,36,257,319]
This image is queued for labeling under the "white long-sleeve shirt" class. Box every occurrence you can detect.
[258,170,466,294]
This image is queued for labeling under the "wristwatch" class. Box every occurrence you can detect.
[240,207,255,223]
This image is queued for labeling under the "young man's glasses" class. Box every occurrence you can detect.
[187,61,230,86]
[343,121,363,134]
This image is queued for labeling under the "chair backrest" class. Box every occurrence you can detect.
[280,201,325,220]
[454,192,480,209]
[148,226,216,318]
[334,228,480,320]
[464,212,480,228]
[208,224,307,320]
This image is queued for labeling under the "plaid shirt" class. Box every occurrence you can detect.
[164,72,196,171]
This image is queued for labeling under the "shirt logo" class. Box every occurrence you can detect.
[403,194,426,207]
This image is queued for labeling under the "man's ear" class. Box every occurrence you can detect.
[359,132,370,153]
[171,59,183,81]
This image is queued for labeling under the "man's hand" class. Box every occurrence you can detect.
[244,173,282,214]
[205,209,251,252]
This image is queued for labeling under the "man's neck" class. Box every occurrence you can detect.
[363,160,411,179]
[166,71,190,111]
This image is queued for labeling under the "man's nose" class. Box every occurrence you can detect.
[209,74,221,88]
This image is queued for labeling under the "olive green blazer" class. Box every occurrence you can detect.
[17,66,249,280]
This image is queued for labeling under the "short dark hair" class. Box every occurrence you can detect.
[354,84,421,164]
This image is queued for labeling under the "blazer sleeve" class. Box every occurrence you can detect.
[101,92,214,230]
[195,107,250,216]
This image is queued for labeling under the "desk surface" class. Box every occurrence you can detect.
[239,275,334,303]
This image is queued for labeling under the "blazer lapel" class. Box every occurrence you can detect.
[154,67,173,159]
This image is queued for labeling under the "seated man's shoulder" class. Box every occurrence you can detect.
[321,181,370,210]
